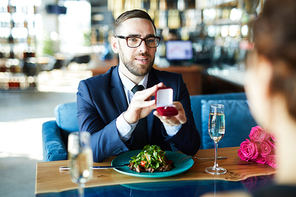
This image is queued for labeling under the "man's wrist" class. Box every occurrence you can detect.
[123,111,137,124]
[116,113,137,142]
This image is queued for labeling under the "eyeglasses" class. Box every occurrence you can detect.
[115,36,161,48]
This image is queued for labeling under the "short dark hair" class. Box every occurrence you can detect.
[114,9,156,35]
[253,0,296,120]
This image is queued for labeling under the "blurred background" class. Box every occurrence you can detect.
[0,0,262,196]
[0,0,262,92]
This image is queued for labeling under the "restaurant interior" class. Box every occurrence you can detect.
[0,0,268,196]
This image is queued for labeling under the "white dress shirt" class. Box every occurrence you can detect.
[116,69,181,142]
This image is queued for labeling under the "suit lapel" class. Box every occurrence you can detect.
[110,66,128,114]
[147,68,160,144]
[110,67,160,144]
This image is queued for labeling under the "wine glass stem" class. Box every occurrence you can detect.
[78,183,84,197]
[214,141,218,169]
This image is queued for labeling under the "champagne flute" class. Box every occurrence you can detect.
[68,131,93,197]
[205,104,227,175]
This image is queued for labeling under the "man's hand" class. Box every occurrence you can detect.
[153,101,187,126]
[124,83,165,124]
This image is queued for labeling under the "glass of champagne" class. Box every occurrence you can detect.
[205,104,227,175]
[68,131,93,197]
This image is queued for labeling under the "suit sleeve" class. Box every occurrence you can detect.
[77,80,129,162]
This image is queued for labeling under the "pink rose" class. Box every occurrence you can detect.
[265,133,272,140]
[238,126,277,168]
[271,134,276,142]
[255,155,267,164]
[267,140,276,150]
[249,126,270,143]
[266,154,277,168]
[259,141,272,157]
[238,139,259,161]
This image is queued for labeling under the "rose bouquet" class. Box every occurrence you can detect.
[238,126,277,168]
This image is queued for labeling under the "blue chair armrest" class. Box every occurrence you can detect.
[42,120,68,161]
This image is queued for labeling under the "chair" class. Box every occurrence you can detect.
[42,102,78,161]
[42,92,257,161]
[190,92,257,149]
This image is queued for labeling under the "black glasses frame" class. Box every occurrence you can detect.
[115,35,161,48]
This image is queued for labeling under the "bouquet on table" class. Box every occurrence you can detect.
[238,126,277,168]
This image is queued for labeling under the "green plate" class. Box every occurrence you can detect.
[111,150,194,178]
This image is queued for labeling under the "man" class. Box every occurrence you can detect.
[77,9,200,162]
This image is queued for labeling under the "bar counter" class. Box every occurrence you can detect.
[91,62,204,95]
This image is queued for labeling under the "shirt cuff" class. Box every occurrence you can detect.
[116,112,137,142]
[164,123,182,136]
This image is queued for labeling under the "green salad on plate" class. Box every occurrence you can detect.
[128,145,175,173]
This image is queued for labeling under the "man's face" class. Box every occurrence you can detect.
[115,18,157,77]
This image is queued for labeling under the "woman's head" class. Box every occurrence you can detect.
[246,0,296,124]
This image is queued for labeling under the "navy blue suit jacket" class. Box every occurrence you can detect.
[77,66,200,162]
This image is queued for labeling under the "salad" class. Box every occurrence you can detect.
[128,145,175,173]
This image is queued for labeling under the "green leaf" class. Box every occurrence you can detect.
[129,145,168,171]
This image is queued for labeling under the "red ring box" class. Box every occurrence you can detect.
[155,87,178,116]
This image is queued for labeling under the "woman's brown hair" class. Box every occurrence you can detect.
[253,0,296,120]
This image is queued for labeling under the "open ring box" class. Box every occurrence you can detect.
[155,87,178,116]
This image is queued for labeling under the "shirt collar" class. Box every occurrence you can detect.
[119,70,149,91]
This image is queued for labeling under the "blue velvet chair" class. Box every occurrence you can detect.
[42,102,78,161]
[42,92,257,161]
[190,93,257,149]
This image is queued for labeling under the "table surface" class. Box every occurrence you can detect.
[35,147,275,196]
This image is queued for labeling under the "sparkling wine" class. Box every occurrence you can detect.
[69,148,93,184]
[205,104,227,175]
[208,112,225,143]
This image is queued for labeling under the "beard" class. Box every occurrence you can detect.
[118,46,155,77]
